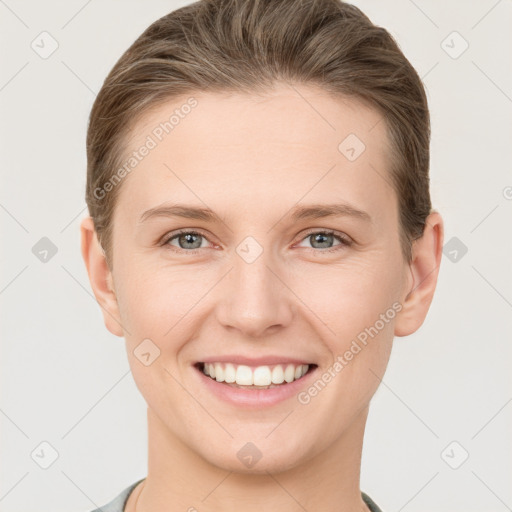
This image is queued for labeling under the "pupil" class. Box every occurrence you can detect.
[181,233,201,249]
[312,233,332,248]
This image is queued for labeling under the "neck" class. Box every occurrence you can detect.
[131,406,370,512]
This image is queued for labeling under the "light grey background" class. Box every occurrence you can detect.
[1,1,511,511]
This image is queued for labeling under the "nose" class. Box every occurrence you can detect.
[214,248,295,338]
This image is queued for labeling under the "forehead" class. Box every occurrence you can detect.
[115,83,396,229]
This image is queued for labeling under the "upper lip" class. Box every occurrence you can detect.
[197,355,315,366]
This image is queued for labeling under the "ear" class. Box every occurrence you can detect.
[394,211,444,337]
[80,216,124,337]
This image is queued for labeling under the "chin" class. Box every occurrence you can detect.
[200,436,310,476]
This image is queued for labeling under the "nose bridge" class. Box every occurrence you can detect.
[215,240,293,337]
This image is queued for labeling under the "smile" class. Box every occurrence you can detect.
[199,362,313,389]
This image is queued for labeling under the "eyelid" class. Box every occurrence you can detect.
[160,228,217,248]
[296,227,353,245]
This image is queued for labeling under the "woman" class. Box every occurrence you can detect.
[80,0,444,510]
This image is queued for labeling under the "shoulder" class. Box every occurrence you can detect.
[87,479,145,512]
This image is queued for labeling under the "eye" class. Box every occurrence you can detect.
[160,228,352,255]
[295,229,353,254]
[161,230,214,253]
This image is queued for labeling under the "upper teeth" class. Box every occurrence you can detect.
[202,363,310,386]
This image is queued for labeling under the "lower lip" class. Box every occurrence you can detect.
[194,364,318,409]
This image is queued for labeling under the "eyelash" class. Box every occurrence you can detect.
[159,228,353,255]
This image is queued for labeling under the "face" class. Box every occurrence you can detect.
[101,83,415,473]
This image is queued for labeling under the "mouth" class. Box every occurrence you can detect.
[193,361,318,390]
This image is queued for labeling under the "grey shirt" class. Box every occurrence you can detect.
[88,479,384,512]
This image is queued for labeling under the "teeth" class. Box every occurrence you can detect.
[224,363,236,383]
[214,363,224,382]
[253,366,271,386]
[271,365,285,384]
[202,362,310,386]
[236,365,253,385]
[284,364,295,383]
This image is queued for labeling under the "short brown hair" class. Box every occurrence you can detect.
[86,0,432,269]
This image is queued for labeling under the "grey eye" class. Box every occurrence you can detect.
[308,232,336,249]
[168,232,205,250]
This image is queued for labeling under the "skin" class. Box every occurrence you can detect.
[81,82,444,512]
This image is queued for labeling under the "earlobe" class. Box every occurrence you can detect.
[80,216,125,337]
[394,211,444,337]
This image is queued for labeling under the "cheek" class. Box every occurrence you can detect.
[116,265,201,415]
[115,261,206,336]
[291,257,401,334]
[289,257,401,398]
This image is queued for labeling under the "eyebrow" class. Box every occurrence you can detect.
[138,202,372,225]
